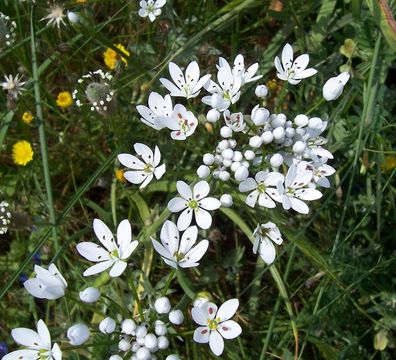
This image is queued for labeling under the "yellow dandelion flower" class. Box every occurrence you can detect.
[103,44,129,70]
[115,169,126,183]
[22,111,34,124]
[76,0,87,3]
[383,155,396,171]
[266,78,279,91]
[56,91,73,108]
[12,140,34,166]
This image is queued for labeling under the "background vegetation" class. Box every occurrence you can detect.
[0,0,395,359]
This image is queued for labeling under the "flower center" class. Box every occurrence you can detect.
[173,251,185,261]
[188,199,199,209]
[110,249,119,259]
[147,4,155,12]
[257,183,266,193]
[223,90,231,100]
[144,163,153,173]
[207,317,220,331]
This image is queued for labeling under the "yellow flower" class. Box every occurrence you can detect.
[115,169,126,183]
[103,44,129,70]
[76,0,87,3]
[12,140,34,166]
[56,91,73,108]
[383,155,396,171]
[266,78,279,91]
[22,111,33,124]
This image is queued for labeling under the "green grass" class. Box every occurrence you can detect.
[0,0,395,359]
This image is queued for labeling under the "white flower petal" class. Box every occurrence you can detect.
[117,219,131,251]
[160,77,183,96]
[239,178,257,192]
[119,240,138,260]
[109,260,127,277]
[195,208,212,229]
[184,239,209,263]
[199,197,221,211]
[76,242,110,262]
[293,68,317,80]
[168,62,185,88]
[177,207,193,231]
[37,320,51,349]
[193,326,210,343]
[193,181,210,200]
[245,190,259,208]
[217,298,239,322]
[52,343,62,360]
[209,331,224,356]
[160,220,179,255]
[152,238,172,259]
[292,54,309,72]
[93,219,116,252]
[176,180,192,199]
[83,260,113,276]
[258,193,276,208]
[124,170,148,185]
[258,238,276,264]
[154,163,166,180]
[179,225,198,254]
[281,43,293,70]
[139,173,154,189]
[289,197,309,214]
[2,349,39,360]
[134,143,154,165]
[192,307,209,326]
[294,188,322,201]
[11,328,43,350]
[217,320,242,339]
[168,197,187,213]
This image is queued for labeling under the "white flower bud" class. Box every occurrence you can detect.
[270,154,284,168]
[67,11,80,24]
[252,156,262,166]
[285,127,295,138]
[241,160,250,168]
[295,128,306,137]
[230,161,241,172]
[144,333,158,350]
[284,138,293,147]
[154,297,171,314]
[118,339,131,352]
[221,148,234,160]
[206,108,220,123]
[223,159,232,168]
[136,347,151,360]
[109,355,123,360]
[232,151,242,162]
[272,127,285,140]
[212,170,220,179]
[323,72,350,101]
[136,336,145,346]
[168,309,184,325]
[79,287,100,303]
[220,126,233,138]
[276,113,287,124]
[292,141,306,154]
[217,140,229,151]
[294,114,309,127]
[214,154,223,165]
[136,325,148,338]
[220,194,233,207]
[255,85,268,98]
[234,166,249,182]
[249,135,262,148]
[261,131,273,144]
[285,120,292,128]
[252,106,270,126]
[157,336,169,350]
[203,153,215,165]
[244,150,255,161]
[197,165,210,179]
[154,320,167,336]
[308,117,323,129]
[218,170,230,182]
[131,342,140,352]
[99,317,116,334]
[228,139,237,148]
[121,319,136,335]
[67,324,90,346]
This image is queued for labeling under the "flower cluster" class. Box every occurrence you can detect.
[0,201,11,235]
[0,12,17,48]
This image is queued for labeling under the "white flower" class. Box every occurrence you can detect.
[160,61,211,99]
[223,111,246,132]
[41,4,66,29]
[79,287,100,303]
[2,319,62,360]
[138,0,166,22]
[167,180,221,230]
[160,104,198,140]
[192,299,242,356]
[275,43,317,85]
[323,72,350,101]
[118,143,166,189]
[1,74,26,99]
[203,65,242,111]
[275,164,322,214]
[99,317,116,334]
[23,264,67,300]
[136,92,173,130]
[76,219,138,277]
[67,324,90,346]
[297,160,335,188]
[151,220,209,268]
[218,54,262,85]
[239,171,284,208]
[154,296,171,314]
[253,222,283,265]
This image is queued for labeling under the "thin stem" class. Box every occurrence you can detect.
[162,269,176,296]
[275,82,288,113]
[129,276,144,321]
[30,8,58,250]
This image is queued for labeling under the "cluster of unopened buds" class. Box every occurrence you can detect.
[0,12,17,48]
[0,201,11,235]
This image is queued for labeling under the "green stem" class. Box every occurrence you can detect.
[129,276,144,321]
[162,269,176,296]
[30,8,58,251]
[275,82,288,113]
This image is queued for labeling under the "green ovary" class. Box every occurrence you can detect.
[257,183,266,193]
[188,199,198,209]
[207,318,220,331]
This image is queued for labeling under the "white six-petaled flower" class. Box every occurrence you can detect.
[218,54,262,85]
[275,43,317,85]
[275,164,322,214]
[23,264,67,300]
[253,222,283,265]
[160,61,211,99]
[136,92,173,130]
[138,0,166,22]
[161,104,198,140]
[118,143,166,189]
[151,220,209,268]
[239,170,284,208]
[2,319,62,360]
[76,219,138,277]
[192,298,242,356]
[167,180,221,231]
